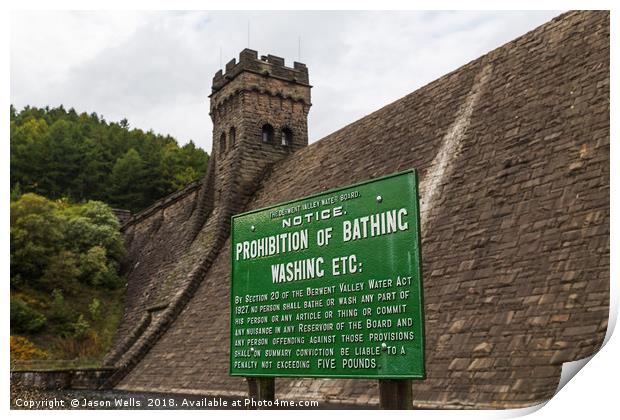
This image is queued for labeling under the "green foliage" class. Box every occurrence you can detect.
[9,104,190,365]
[10,193,65,286]
[80,246,108,286]
[49,289,72,323]
[108,148,148,211]
[11,193,126,291]
[88,298,101,319]
[71,314,91,340]
[10,298,47,333]
[41,250,81,292]
[61,201,124,263]
[10,183,22,201]
[10,193,127,363]
[10,105,209,212]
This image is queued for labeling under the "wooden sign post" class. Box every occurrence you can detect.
[246,377,275,409]
[379,379,413,409]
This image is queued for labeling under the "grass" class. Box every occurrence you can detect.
[11,359,103,371]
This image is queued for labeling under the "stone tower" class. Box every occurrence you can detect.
[190,49,311,237]
[103,50,312,379]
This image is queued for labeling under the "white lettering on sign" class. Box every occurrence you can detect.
[343,208,409,242]
[271,257,325,283]
[236,229,309,261]
[282,206,344,228]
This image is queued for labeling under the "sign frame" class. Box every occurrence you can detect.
[229,169,425,380]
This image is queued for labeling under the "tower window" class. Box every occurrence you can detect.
[219,132,227,156]
[281,127,293,146]
[262,124,274,143]
[229,127,236,145]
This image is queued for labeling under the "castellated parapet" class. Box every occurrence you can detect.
[209,49,311,159]
[212,48,310,93]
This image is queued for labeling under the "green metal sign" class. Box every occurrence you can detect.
[230,170,424,379]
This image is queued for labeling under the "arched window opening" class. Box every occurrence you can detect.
[229,127,236,146]
[281,127,293,146]
[262,124,274,143]
[219,132,227,156]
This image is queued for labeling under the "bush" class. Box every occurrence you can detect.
[100,262,124,289]
[61,201,124,263]
[10,193,65,286]
[80,246,108,286]
[52,330,104,359]
[71,314,90,340]
[49,289,72,322]
[10,336,48,361]
[40,250,81,292]
[10,298,47,333]
[10,192,127,362]
[88,298,101,319]
[11,194,125,290]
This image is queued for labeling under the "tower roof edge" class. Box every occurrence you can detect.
[212,49,309,93]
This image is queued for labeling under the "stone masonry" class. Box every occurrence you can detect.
[104,50,311,386]
[106,11,609,408]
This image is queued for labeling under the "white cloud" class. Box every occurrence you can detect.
[10,10,562,152]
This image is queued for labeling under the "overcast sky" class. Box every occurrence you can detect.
[11,10,562,152]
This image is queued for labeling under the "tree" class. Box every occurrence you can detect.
[10,298,47,333]
[10,117,49,191]
[40,250,81,292]
[107,148,147,211]
[10,193,65,287]
[10,105,210,212]
[10,193,125,290]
